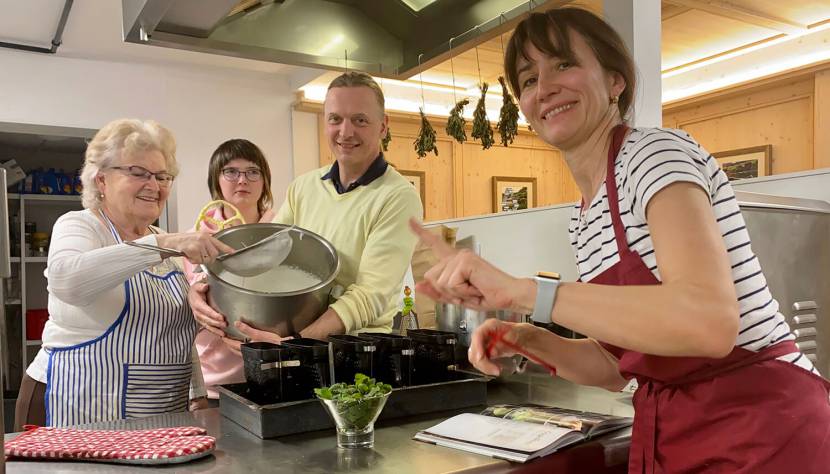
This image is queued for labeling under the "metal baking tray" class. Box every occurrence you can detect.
[217,372,490,439]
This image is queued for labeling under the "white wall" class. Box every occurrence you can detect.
[426,203,579,280]
[0,49,298,231]
[731,168,830,204]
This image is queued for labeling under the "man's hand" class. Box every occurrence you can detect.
[189,397,210,411]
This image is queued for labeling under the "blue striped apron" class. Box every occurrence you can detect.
[45,212,197,427]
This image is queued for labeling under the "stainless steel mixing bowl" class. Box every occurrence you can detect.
[203,223,340,339]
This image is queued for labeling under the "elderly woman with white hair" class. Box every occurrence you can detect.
[14,118,234,430]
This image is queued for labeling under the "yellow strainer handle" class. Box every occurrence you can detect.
[195,200,246,231]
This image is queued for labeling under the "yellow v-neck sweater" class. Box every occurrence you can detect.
[274,165,423,333]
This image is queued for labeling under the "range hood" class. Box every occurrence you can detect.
[121,0,561,79]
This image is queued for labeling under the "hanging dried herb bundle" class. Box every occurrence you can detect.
[413,108,438,158]
[471,82,494,150]
[445,98,469,144]
[381,127,392,152]
[496,76,520,147]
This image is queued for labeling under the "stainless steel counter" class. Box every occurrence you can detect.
[4,374,633,473]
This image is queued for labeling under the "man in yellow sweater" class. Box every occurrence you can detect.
[189,72,423,343]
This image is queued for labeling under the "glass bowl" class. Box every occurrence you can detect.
[318,392,391,449]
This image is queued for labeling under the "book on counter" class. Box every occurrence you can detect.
[413,404,633,463]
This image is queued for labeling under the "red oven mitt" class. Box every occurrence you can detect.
[4,425,216,465]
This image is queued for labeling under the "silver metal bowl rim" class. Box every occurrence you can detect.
[202,223,340,297]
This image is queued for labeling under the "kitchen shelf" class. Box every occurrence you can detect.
[5,299,22,305]
[26,340,42,347]
[11,257,20,262]
[9,193,82,202]
[25,257,48,263]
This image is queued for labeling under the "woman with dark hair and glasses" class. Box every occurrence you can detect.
[184,138,275,402]
[411,7,829,473]
[15,118,234,430]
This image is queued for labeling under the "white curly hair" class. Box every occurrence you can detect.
[81,119,179,209]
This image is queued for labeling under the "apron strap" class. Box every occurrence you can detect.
[604,124,631,257]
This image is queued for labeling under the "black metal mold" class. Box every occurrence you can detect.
[217,372,490,439]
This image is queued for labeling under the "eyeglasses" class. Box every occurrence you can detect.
[222,167,263,182]
[109,165,175,187]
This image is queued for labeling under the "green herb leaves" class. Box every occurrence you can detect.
[497,76,520,147]
[315,373,393,429]
[446,98,469,144]
[471,83,494,150]
[414,108,439,158]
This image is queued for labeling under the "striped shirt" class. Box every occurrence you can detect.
[569,127,818,375]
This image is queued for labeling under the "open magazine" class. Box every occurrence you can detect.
[413,404,632,463]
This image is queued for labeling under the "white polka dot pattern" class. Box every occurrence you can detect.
[4,426,215,465]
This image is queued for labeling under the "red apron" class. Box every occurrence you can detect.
[586,125,830,474]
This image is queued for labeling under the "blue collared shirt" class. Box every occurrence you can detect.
[321,154,389,194]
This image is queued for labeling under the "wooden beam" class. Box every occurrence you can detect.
[665,0,808,34]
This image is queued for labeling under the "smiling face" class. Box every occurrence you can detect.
[218,158,264,211]
[515,28,626,151]
[98,149,170,225]
[323,85,387,169]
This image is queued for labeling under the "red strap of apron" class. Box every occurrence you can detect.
[604,124,632,258]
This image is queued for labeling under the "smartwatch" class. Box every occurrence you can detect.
[531,271,561,324]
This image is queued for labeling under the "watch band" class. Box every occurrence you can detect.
[531,272,561,324]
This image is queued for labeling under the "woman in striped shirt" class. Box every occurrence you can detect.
[412,7,830,473]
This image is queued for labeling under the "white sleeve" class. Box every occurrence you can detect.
[623,129,711,221]
[45,212,165,307]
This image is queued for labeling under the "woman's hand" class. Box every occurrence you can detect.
[221,321,293,355]
[409,219,535,313]
[188,281,227,336]
[468,319,540,376]
[156,231,236,265]
[189,397,210,411]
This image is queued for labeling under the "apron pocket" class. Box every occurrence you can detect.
[122,363,191,418]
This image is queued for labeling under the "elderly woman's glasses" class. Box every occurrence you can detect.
[109,165,174,187]
[222,167,262,182]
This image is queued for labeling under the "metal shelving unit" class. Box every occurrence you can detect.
[7,193,83,387]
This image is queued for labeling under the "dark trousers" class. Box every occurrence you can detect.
[14,373,46,431]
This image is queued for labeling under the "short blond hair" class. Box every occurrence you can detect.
[81,119,178,209]
[327,71,385,113]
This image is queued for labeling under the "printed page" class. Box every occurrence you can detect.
[422,413,575,454]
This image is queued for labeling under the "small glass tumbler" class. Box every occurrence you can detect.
[319,392,391,449]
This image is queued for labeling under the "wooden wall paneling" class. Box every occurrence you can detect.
[664,76,815,175]
[383,131,455,222]
[460,139,567,217]
[451,141,465,217]
[678,96,813,174]
[815,70,830,169]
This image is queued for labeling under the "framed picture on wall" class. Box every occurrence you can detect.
[398,169,426,206]
[712,145,772,181]
[492,176,537,213]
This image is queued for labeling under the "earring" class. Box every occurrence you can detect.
[610,96,619,105]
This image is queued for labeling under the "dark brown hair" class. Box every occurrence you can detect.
[327,71,385,114]
[504,7,636,119]
[207,139,273,214]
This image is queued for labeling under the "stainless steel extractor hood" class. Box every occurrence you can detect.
[121,0,562,79]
